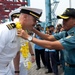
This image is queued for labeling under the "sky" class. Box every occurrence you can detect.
[30,0,75,24]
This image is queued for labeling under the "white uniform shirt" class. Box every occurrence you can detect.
[0,21,21,73]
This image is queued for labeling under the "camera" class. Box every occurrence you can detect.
[35,24,41,31]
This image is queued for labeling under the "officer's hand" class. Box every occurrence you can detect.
[31,56,35,63]
[17,29,30,40]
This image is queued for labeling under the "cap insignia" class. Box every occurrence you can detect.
[30,12,39,19]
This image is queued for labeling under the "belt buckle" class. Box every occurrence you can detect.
[65,62,69,67]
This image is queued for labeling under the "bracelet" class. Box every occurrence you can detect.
[14,71,20,73]
[31,54,34,56]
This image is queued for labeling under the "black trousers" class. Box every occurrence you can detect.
[45,51,58,75]
[35,49,46,68]
[45,51,52,71]
[50,52,58,75]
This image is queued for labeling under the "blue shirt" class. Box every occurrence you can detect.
[53,27,75,64]
[35,35,44,50]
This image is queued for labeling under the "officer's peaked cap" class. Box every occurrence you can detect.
[9,8,20,18]
[57,8,75,19]
[19,6,42,22]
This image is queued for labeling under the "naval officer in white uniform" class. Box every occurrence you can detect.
[0,6,42,75]
[9,8,35,75]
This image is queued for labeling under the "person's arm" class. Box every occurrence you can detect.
[32,28,56,41]
[31,38,64,50]
[14,51,20,75]
[17,29,64,50]
[28,42,35,63]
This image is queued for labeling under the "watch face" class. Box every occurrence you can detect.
[28,36,32,41]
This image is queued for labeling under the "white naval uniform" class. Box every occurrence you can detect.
[10,39,29,75]
[10,54,28,75]
[0,21,20,75]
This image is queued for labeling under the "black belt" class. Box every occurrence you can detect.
[65,62,75,68]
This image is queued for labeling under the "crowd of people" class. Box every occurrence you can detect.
[17,7,75,75]
[33,24,64,75]
[0,5,75,75]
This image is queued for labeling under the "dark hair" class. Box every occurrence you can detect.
[47,25,54,28]
[35,24,41,31]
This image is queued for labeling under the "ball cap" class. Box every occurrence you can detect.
[57,8,75,19]
[19,6,42,22]
[9,8,20,18]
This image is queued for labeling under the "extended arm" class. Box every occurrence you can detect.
[17,29,64,50]
[32,28,56,41]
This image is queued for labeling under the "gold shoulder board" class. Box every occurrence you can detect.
[6,23,16,30]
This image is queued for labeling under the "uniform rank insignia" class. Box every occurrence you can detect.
[66,35,71,39]
[6,23,16,30]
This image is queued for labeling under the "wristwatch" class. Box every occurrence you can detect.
[27,36,33,42]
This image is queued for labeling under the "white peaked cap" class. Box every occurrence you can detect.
[9,8,21,17]
[19,6,42,22]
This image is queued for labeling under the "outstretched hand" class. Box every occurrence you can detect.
[17,29,30,40]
